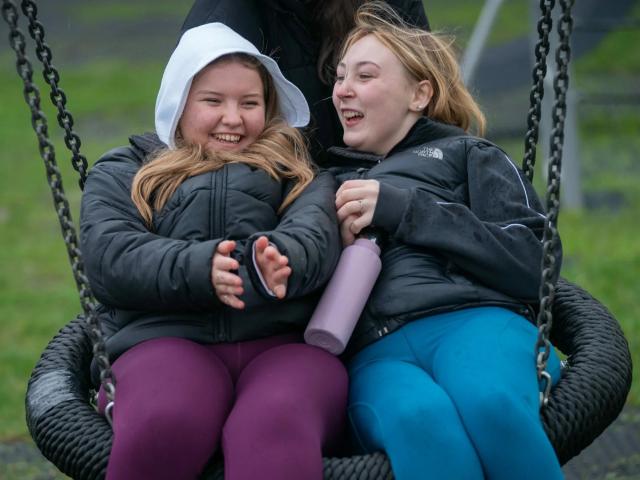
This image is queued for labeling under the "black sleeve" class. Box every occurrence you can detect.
[386,0,430,30]
[243,170,342,299]
[80,151,221,311]
[179,0,265,49]
[373,144,561,302]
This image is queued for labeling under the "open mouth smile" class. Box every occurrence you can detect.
[342,109,364,126]
[212,133,242,144]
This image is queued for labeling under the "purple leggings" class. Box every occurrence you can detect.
[98,335,348,480]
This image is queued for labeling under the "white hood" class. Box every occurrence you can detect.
[155,22,310,149]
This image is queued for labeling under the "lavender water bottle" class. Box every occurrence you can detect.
[304,231,382,355]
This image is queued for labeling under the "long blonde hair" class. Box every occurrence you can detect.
[341,2,486,136]
[131,53,314,227]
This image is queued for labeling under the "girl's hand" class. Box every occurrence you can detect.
[254,236,291,299]
[335,180,380,246]
[212,240,245,309]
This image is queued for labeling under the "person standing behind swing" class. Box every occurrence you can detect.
[79,23,346,480]
[179,0,430,166]
[328,3,564,479]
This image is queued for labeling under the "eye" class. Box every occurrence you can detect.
[358,72,373,80]
[335,73,345,82]
[203,97,221,105]
[242,100,261,108]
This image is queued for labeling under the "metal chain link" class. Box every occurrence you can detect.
[2,0,116,419]
[522,0,555,182]
[20,0,89,189]
[535,0,574,408]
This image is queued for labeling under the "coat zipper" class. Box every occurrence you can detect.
[213,169,228,341]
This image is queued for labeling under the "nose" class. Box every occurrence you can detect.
[334,77,354,99]
[221,104,242,127]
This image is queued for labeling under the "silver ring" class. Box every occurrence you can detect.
[358,199,364,214]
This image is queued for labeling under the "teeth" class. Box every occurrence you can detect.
[343,111,363,120]
[213,134,241,143]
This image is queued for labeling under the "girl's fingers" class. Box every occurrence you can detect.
[254,235,269,253]
[336,187,366,210]
[273,284,287,299]
[337,199,365,222]
[270,266,291,284]
[214,254,239,272]
[336,179,371,196]
[340,216,357,246]
[218,293,245,310]
[350,210,374,235]
[214,270,243,287]
[216,239,236,255]
[217,284,244,296]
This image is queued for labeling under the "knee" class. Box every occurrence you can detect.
[117,401,223,455]
[226,387,310,439]
[350,388,449,433]
[461,388,536,434]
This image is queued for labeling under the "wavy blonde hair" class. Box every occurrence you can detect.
[131,53,314,227]
[341,1,486,136]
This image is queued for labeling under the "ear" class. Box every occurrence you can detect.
[410,80,433,112]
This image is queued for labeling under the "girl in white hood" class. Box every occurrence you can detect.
[80,23,346,480]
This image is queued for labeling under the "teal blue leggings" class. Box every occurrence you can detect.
[348,307,563,480]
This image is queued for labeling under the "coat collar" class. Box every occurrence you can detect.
[129,132,166,162]
[327,117,465,165]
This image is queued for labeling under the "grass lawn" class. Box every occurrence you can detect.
[0,55,165,439]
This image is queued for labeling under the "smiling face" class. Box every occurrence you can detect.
[178,58,266,152]
[333,34,422,156]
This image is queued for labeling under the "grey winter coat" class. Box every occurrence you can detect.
[80,133,341,375]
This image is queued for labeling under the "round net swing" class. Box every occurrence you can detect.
[2,0,632,478]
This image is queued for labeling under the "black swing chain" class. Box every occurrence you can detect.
[22,0,89,189]
[1,0,116,410]
[522,0,555,182]
[534,0,574,408]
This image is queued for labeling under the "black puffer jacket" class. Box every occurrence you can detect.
[80,133,341,371]
[179,0,429,164]
[328,118,562,355]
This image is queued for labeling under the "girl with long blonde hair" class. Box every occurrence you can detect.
[329,3,564,479]
[80,23,346,480]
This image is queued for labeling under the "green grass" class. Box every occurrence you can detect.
[425,0,530,47]
[72,0,189,23]
[575,1,640,76]
[495,107,640,405]
[0,57,162,439]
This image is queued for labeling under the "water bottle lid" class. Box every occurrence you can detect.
[354,238,381,255]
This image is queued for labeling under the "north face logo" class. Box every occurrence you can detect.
[413,146,443,159]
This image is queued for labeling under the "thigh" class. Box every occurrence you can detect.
[431,307,561,411]
[100,337,234,434]
[100,337,236,480]
[348,359,483,480]
[222,344,348,480]
[231,343,348,440]
[349,359,461,452]
[429,309,564,479]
